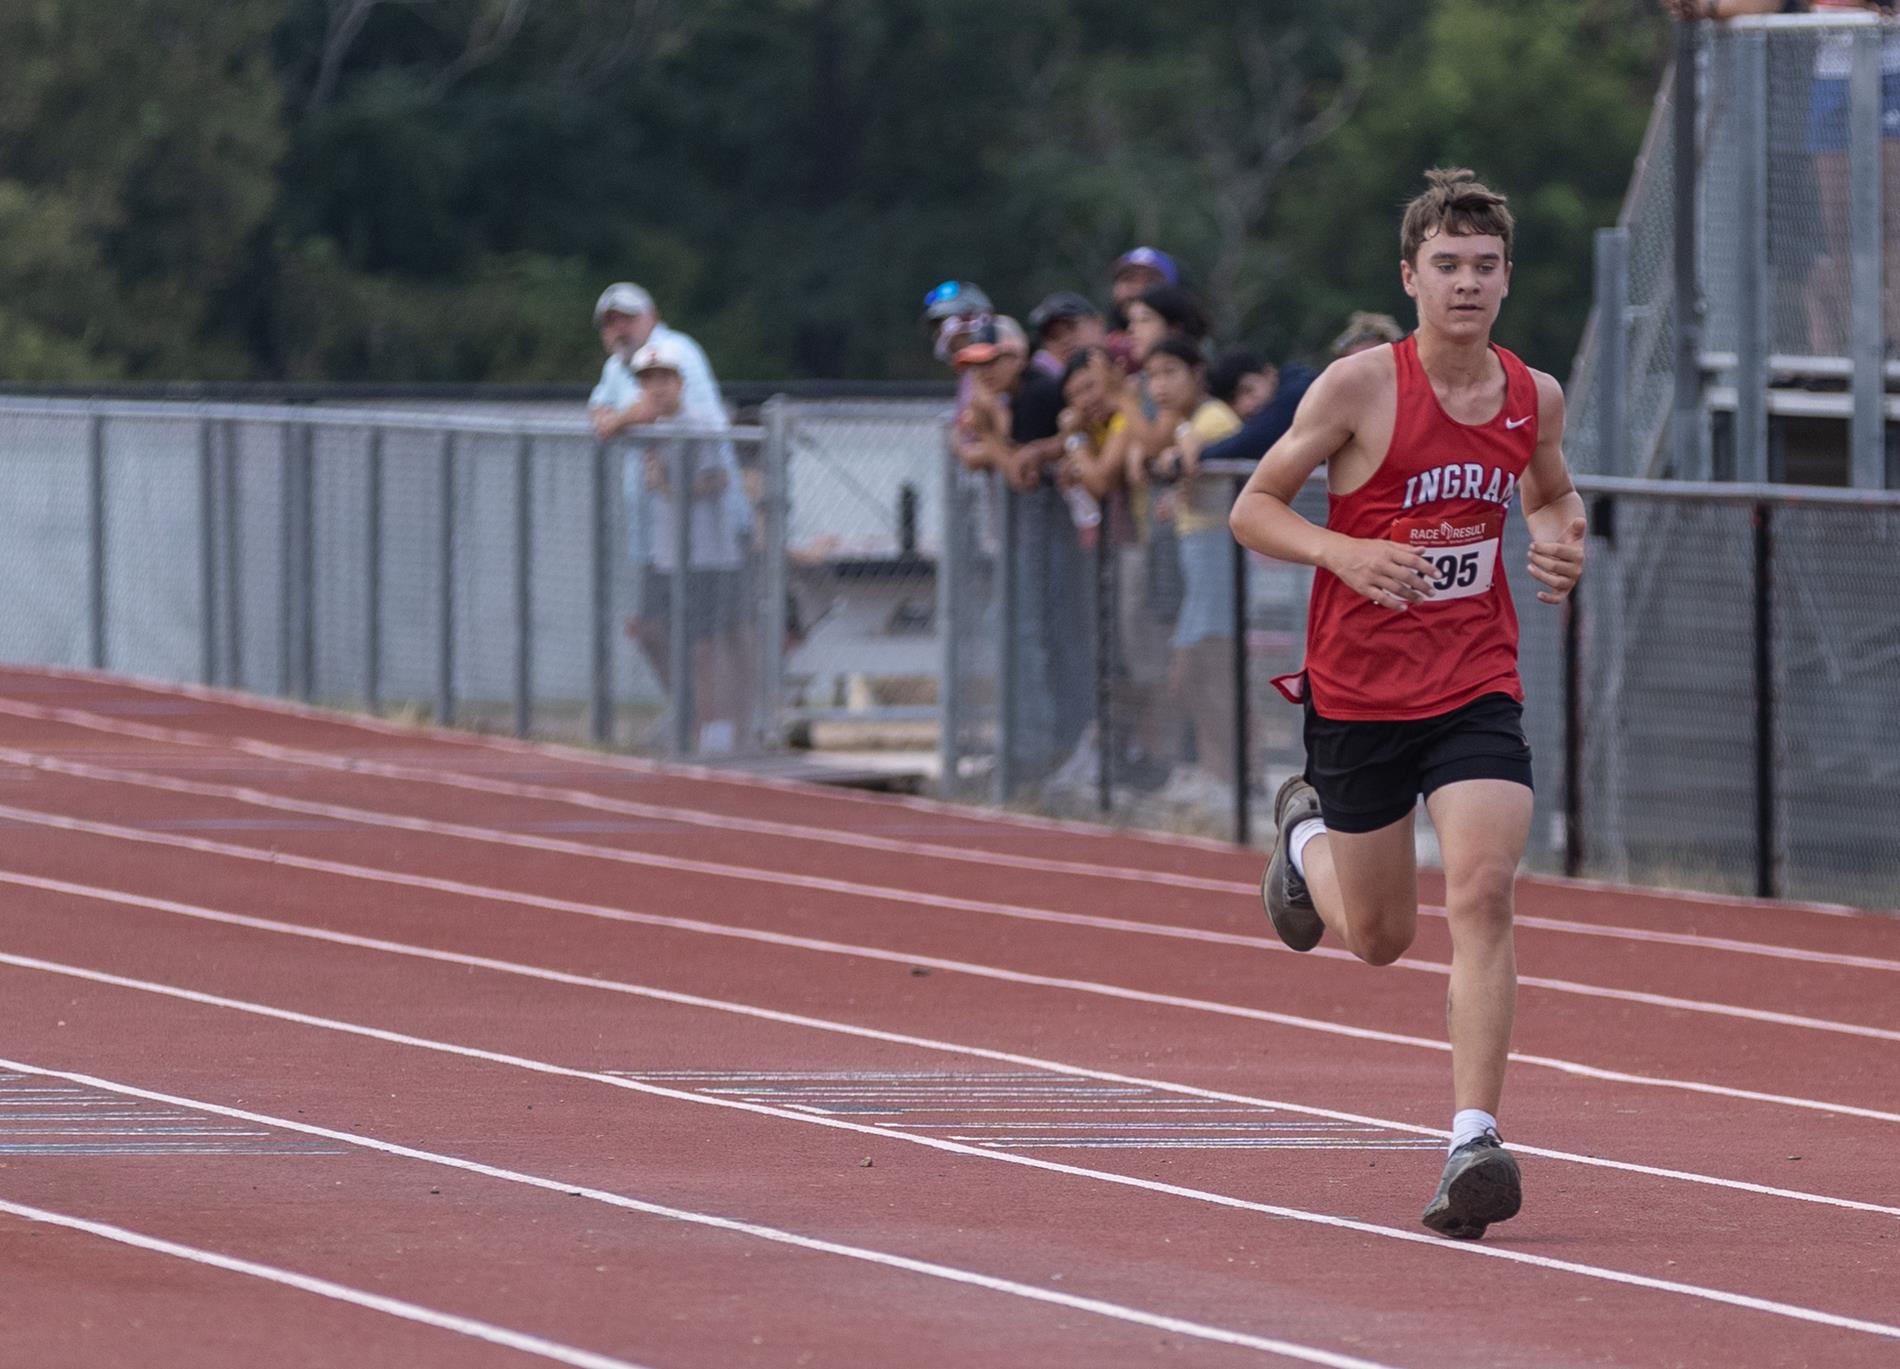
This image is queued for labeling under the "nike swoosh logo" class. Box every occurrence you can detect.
[1504,416,1531,430]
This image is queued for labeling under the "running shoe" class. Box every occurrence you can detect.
[1420,1131,1523,1240]
[1261,774,1324,951]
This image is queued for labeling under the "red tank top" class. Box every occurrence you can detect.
[1302,335,1537,721]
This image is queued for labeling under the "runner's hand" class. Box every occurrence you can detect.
[1327,538,1438,611]
[1528,517,1587,605]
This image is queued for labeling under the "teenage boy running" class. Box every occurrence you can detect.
[1229,169,1587,1240]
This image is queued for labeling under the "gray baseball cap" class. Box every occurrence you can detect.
[594,282,656,323]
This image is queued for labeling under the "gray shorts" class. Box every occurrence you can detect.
[639,567,745,644]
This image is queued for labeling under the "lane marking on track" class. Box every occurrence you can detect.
[0,820,1896,1130]
[2,751,1897,1045]
[0,697,1891,970]
[0,1061,1406,1369]
[1,976,1897,1347]
[0,666,1248,854]
[0,1196,650,1369]
[612,1071,1438,1151]
[1,872,1898,1217]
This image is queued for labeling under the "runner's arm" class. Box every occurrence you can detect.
[1229,361,1436,607]
[1518,372,1587,605]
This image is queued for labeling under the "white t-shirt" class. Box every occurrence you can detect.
[591,323,752,571]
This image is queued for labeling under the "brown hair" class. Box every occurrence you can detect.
[1400,168,1514,266]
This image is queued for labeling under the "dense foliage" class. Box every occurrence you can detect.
[0,0,1665,383]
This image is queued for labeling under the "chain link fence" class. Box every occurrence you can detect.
[1578,10,1897,489]
[0,399,774,754]
[4,395,1894,906]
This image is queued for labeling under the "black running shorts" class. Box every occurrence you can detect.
[1302,690,1533,834]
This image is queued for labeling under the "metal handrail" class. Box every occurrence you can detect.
[0,396,760,442]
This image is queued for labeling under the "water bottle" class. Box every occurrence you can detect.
[1061,433,1102,542]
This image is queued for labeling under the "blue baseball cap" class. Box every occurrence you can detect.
[1111,247,1179,285]
[922,280,994,321]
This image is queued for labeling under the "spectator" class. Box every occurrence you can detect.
[1051,345,1174,793]
[587,283,751,754]
[1130,335,1243,808]
[1201,346,1320,467]
[588,282,727,437]
[1027,291,1108,381]
[1001,297,1096,789]
[1329,310,1406,359]
[1055,346,1131,501]
[619,337,749,755]
[950,317,1030,474]
[1106,247,1182,371]
[922,279,995,364]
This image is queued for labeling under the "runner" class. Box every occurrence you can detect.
[1228,168,1587,1240]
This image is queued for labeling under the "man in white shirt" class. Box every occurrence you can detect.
[588,284,752,753]
[589,282,730,434]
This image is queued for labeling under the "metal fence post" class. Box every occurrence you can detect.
[436,432,455,725]
[590,440,614,745]
[220,421,242,688]
[298,423,317,700]
[668,439,697,757]
[936,422,963,798]
[1672,25,1704,479]
[1594,227,1632,479]
[994,485,1019,804]
[1094,511,1114,816]
[1732,29,1770,483]
[1230,479,1251,846]
[277,423,296,694]
[1753,500,1776,899]
[1848,25,1885,490]
[87,415,106,670]
[1562,576,1585,879]
[514,434,534,739]
[364,428,382,712]
[198,419,217,684]
[762,397,792,757]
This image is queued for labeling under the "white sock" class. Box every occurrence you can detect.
[1287,819,1326,879]
[1450,1108,1499,1152]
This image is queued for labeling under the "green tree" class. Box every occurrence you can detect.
[0,0,284,378]
[1262,0,1664,375]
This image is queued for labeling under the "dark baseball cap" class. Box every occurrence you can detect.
[1028,291,1101,336]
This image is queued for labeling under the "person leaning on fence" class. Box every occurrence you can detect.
[588,283,728,440]
[1202,347,1320,467]
[1106,246,1181,372]
[949,317,1030,475]
[1130,335,1244,811]
[586,285,752,755]
[994,293,1102,789]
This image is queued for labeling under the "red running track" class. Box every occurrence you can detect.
[0,664,1895,1369]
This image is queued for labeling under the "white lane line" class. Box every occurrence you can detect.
[1,754,1896,1046]
[1,978,1897,1348]
[2,845,1899,1138]
[0,1061,1403,1369]
[0,665,1247,854]
[0,877,1897,1219]
[0,698,1884,979]
[1,701,1888,970]
[0,1196,649,1369]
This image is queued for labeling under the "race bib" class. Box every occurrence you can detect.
[1388,508,1503,603]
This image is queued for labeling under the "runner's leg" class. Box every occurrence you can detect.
[1301,812,1419,966]
[1422,778,1531,1116]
